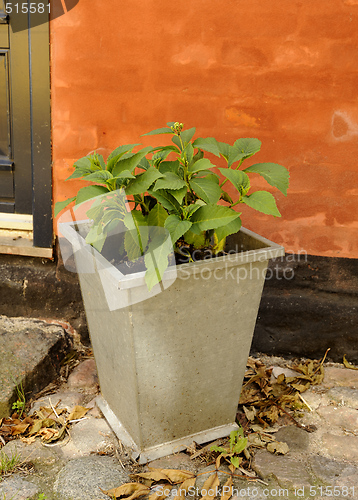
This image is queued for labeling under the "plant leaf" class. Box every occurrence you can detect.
[189,177,222,204]
[114,170,136,180]
[107,143,140,162]
[158,160,180,175]
[54,196,76,217]
[230,456,242,469]
[183,229,207,248]
[125,167,164,195]
[173,127,196,145]
[190,205,241,232]
[112,147,153,176]
[142,126,173,136]
[244,162,289,196]
[188,158,215,175]
[233,138,261,158]
[148,204,169,228]
[167,186,187,204]
[242,191,281,217]
[154,173,187,191]
[76,185,109,205]
[214,215,242,243]
[218,168,250,195]
[124,211,149,260]
[144,233,173,291]
[217,142,231,162]
[148,189,181,215]
[164,215,192,243]
[84,170,113,183]
[192,137,221,157]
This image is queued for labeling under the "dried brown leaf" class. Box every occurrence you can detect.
[67,405,90,421]
[177,478,196,499]
[343,355,358,370]
[11,423,29,436]
[155,469,195,483]
[243,406,256,422]
[247,433,266,448]
[200,473,220,500]
[148,485,173,500]
[276,374,285,385]
[259,405,279,424]
[20,436,36,445]
[29,419,45,436]
[290,382,310,393]
[23,416,34,425]
[220,476,233,500]
[131,470,171,483]
[267,441,289,455]
[100,482,150,499]
[43,425,67,443]
[38,428,58,441]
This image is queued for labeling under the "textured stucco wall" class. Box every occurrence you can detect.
[50,0,358,258]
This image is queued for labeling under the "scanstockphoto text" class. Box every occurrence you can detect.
[154,485,355,498]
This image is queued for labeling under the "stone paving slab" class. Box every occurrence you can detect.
[0,316,71,418]
[1,355,358,499]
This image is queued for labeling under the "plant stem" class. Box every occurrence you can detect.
[230,199,242,208]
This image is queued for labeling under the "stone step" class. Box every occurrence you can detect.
[0,316,71,418]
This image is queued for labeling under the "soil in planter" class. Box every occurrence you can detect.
[105,238,229,276]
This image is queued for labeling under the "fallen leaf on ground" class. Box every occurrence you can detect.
[177,477,196,498]
[200,473,220,500]
[343,355,358,370]
[67,405,90,421]
[20,436,36,445]
[131,470,172,483]
[148,485,173,500]
[38,428,59,441]
[151,469,195,483]
[11,423,29,436]
[267,441,289,455]
[220,476,233,500]
[100,482,150,499]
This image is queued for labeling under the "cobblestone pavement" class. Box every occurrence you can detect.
[1,356,358,500]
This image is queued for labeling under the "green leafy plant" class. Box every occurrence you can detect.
[56,122,289,289]
[211,428,248,469]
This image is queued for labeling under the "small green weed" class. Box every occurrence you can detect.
[211,427,248,469]
[0,450,21,476]
[11,381,26,418]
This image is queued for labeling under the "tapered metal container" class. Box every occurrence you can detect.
[60,222,284,463]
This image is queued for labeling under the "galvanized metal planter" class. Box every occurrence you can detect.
[60,222,284,463]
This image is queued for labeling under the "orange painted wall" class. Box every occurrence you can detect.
[51,0,358,258]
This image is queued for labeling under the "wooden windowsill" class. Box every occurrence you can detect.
[0,229,53,258]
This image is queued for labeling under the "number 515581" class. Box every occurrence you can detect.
[5,3,51,14]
